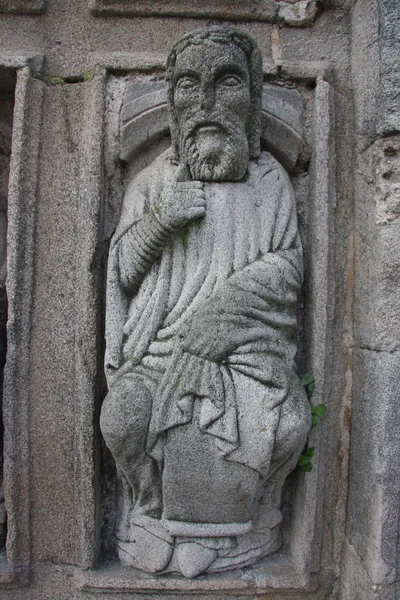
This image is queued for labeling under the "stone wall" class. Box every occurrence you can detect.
[0,0,398,598]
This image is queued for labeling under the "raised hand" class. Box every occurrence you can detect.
[152,163,206,231]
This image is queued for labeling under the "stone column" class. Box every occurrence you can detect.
[341,1,400,598]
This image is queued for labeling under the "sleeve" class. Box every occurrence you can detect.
[111,158,176,295]
[105,156,172,375]
[117,212,174,295]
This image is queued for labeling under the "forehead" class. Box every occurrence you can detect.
[173,41,249,80]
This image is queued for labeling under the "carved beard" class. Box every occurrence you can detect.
[179,115,249,182]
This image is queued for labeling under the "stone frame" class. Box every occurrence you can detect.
[0,54,44,588]
[90,0,276,22]
[0,59,106,584]
[66,56,336,595]
[0,52,336,596]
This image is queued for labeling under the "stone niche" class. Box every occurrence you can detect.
[0,66,16,567]
[81,50,337,594]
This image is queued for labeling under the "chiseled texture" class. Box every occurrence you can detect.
[101,27,310,579]
[2,0,392,595]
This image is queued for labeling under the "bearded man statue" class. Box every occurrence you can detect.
[101,26,311,579]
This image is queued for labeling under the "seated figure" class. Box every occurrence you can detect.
[101,26,311,578]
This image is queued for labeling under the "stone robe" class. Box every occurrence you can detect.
[105,148,309,532]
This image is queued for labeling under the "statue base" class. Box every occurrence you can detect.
[117,511,283,578]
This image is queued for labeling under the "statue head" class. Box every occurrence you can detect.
[166,27,263,181]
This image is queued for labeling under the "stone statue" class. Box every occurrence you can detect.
[101,26,311,578]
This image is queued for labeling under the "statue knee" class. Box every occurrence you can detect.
[100,375,152,456]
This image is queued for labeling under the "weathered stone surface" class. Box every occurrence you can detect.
[0,0,45,14]
[353,138,400,352]
[0,1,396,598]
[23,73,106,568]
[280,7,351,86]
[351,0,379,147]
[352,0,400,146]
[346,348,400,585]
[370,137,400,225]
[340,540,400,600]
[101,27,311,578]
[92,0,321,27]
[0,69,14,552]
[278,1,318,28]
[2,67,43,581]
[343,2,400,597]
[377,0,400,136]
[120,81,303,172]
[91,0,277,21]
[28,82,84,564]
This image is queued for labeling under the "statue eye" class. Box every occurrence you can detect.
[219,75,241,87]
[176,77,198,91]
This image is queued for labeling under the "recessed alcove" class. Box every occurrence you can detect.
[0,65,16,578]
[89,67,336,594]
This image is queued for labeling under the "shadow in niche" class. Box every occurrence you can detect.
[98,74,314,580]
[0,66,17,559]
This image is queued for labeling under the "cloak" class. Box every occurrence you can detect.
[105,149,304,478]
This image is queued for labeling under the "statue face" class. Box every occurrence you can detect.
[172,41,251,181]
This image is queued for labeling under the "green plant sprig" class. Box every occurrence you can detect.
[297,374,327,472]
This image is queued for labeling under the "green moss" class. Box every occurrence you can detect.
[152,196,164,215]
[84,70,95,82]
[44,76,65,85]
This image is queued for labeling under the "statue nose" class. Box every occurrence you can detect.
[200,87,215,112]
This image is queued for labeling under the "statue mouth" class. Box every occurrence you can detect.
[195,124,222,133]
[194,123,226,143]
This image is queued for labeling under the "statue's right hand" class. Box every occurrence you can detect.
[153,164,206,230]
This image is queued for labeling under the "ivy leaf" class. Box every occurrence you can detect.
[301,373,314,387]
[314,404,327,417]
[297,454,310,467]
[301,373,315,397]
[311,414,320,427]
[296,376,327,474]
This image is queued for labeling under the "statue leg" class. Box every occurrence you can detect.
[100,373,162,518]
[268,376,311,496]
[255,376,311,526]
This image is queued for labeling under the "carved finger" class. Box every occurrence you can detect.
[187,207,206,220]
[187,194,206,207]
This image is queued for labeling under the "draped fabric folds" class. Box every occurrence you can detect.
[105,149,303,478]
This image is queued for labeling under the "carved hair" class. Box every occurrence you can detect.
[166,26,263,163]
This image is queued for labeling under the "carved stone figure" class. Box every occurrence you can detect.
[101,27,311,578]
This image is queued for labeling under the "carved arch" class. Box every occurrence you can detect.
[120,82,303,172]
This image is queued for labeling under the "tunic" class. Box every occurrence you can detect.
[105,149,304,479]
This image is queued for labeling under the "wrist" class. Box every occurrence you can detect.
[149,208,177,237]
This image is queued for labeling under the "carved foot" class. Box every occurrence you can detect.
[118,516,173,573]
[177,542,217,578]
